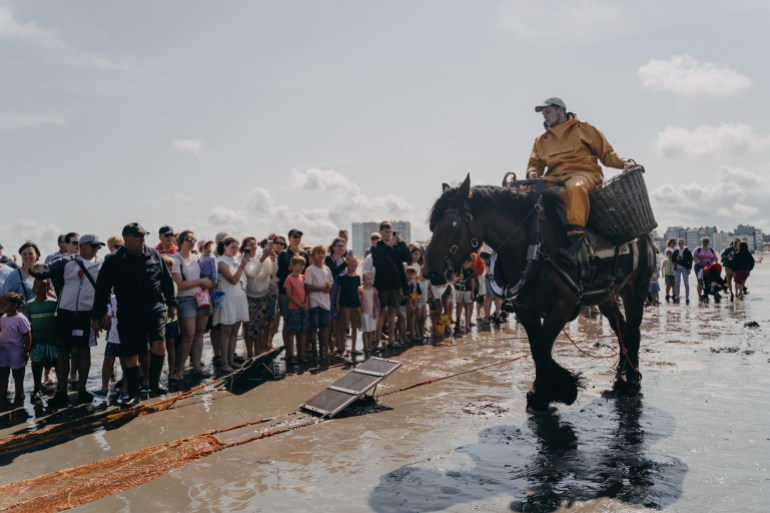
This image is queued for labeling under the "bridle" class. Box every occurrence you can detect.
[438,205,480,283]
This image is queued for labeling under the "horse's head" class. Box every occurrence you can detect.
[425,174,479,285]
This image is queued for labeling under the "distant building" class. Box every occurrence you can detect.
[664,225,765,253]
[352,220,411,257]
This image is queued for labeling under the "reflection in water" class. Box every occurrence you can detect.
[370,398,686,513]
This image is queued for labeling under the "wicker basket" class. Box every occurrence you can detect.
[588,166,657,244]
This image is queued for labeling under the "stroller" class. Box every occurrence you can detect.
[701,263,728,303]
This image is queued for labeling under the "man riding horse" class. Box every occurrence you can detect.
[525,97,637,264]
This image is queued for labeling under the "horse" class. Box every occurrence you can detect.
[425,174,655,413]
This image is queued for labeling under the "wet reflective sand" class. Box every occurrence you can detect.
[1,265,768,512]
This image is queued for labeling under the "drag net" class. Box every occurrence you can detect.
[0,412,318,513]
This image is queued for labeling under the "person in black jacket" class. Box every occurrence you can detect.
[91,223,177,407]
[731,242,755,300]
[371,221,410,349]
[672,238,693,304]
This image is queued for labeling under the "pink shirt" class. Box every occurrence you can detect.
[284,274,306,310]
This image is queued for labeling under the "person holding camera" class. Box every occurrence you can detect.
[525,97,637,263]
[243,236,277,357]
[213,236,250,372]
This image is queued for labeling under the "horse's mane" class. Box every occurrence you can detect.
[429,185,539,228]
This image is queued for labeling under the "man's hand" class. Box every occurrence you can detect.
[91,319,102,334]
[623,159,638,172]
[526,171,539,179]
[169,306,177,320]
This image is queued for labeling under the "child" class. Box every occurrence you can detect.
[403,266,422,343]
[24,279,58,402]
[662,248,675,302]
[0,292,32,410]
[161,255,180,385]
[337,257,362,357]
[454,259,476,336]
[284,256,309,364]
[99,289,127,399]
[304,245,333,360]
[701,264,728,303]
[648,249,661,306]
[360,271,380,354]
[198,240,218,283]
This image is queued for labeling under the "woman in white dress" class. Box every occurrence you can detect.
[214,237,250,372]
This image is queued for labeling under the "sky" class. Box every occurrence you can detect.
[1,1,769,256]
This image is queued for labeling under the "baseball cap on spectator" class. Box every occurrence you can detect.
[79,234,105,247]
[159,225,174,236]
[534,97,567,112]
[215,232,228,242]
[288,228,303,238]
[122,222,149,237]
[198,239,212,250]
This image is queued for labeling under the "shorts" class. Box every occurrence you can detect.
[361,312,376,332]
[117,312,166,357]
[30,342,58,367]
[648,281,660,293]
[457,290,473,304]
[165,320,180,341]
[104,342,121,358]
[665,275,675,286]
[378,288,403,308]
[177,295,209,319]
[0,342,25,370]
[286,308,309,333]
[309,307,331,329]
[55,310,93,349]
[265,293,278,319]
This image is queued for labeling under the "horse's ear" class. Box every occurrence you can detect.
[442,183,451,193]
[457,173,471,200]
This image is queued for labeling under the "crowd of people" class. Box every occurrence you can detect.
[651,236,756,306]
[0,220,508,412]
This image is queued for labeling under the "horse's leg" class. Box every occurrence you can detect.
[514,307,548,412]
[617,284,646,395]
[521,303,581,412]
[598,300,629,386]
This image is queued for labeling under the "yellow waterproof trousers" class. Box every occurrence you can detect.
[547,172,604,234]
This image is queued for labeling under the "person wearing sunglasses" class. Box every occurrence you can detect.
[156,225,177,256]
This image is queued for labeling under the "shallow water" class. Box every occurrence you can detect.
[1,263,768,512]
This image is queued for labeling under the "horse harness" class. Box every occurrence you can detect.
[489,182,640,319]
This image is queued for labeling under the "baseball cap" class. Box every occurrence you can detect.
[79,234,105,247]
[197,239,212,250]
[214,231,229,242]
[122,222,150,237]
[534,97,567,112]
[159,225,174,236]
[288,228,303,238]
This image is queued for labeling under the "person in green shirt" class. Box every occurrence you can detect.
[24,278,58,402]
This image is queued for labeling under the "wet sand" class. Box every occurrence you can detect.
[1,263,768,512]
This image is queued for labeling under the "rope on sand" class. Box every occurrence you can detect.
[0,327,617,512]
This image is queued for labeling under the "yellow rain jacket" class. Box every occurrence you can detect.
[527,116,625,179]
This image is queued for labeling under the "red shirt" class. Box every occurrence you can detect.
[284,274,306,310]
[155,242,178,255]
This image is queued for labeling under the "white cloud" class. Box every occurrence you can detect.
[202,169,417,245]
[291,168,360,194]
[638,54,751,97]
[172,139,202,157]
[656,123,770,158]
[0,112,65,132]
[651,166,770,228]
[0,7,136,71]
[0,219,62,258]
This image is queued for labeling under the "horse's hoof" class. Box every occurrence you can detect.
[526,405,557,416]
[613,378,642,397]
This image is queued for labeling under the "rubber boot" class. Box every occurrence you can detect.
[558,233,585,265]
[122,366,142,408]
[149,353,166,396]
